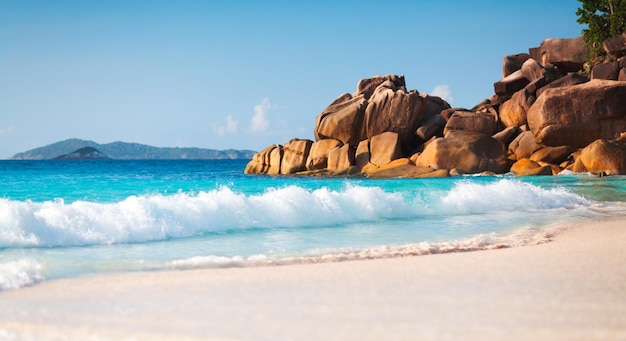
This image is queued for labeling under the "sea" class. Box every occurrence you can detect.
[1,159,625,291]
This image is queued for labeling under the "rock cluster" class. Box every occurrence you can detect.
[246,32,626,177]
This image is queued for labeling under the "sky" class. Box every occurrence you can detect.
[0,0,584,158]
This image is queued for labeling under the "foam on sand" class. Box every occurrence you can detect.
[0,217,624,340]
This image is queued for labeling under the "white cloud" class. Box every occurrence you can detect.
[213,115,239,136]
[0,125,15,138]
[249,98,273,133]
[226,115,238,133]
[430,85,454,104]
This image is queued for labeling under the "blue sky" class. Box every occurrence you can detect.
[1,0,583,158]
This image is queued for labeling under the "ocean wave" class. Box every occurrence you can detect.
[0,180,596,248]
[0,259,44,290]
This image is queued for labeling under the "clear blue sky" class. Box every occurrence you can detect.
[1,0,583,158]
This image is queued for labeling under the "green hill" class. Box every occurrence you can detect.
[9,139,256,160]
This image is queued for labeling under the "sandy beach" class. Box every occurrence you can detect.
[1,217,625,341]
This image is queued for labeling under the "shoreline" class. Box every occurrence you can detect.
[1,216,625,340]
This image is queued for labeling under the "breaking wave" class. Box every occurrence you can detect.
[0,179,595,248]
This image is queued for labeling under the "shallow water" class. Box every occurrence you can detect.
[1,160,625,290]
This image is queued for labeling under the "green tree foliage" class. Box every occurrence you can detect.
[577,0,626,59]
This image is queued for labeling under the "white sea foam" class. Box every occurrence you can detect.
[165,224,558,270]
[0,180,599,248]
[0,259,44,290]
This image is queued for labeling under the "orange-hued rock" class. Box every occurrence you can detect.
[529,145,574,165]
[508,131,544,160]
[443,111,497,136]
[527,80,626,148]
[314,93,367,146]
[355,75,405,99]
[538,36,587,72]
[364,81,427,148]
[280,139,313,175]
[499,89,535,127]
[244,144,279,175]
[510,158,553,176]
[267,146,284,175]
[306,139,343,170]
[415,131,508,174]
[354,139,370,170]
[327,144,355,172]
[580,138,626,175]
[369,132,403,167]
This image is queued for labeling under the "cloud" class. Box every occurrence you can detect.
[430,85,454,104]
[249,98,273,133]
[213,115,239,136]
[0,126,15,138]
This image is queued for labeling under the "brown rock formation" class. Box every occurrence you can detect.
[502,53,530,78]
[499,89,535,127]
[443,111,497,136]
[306,139,343,170]
[327,144,355,172]
[530,145,574,165]
[415,131,508,174]
[281,139,313,174]
[580,137,626,175]
[369,132,403,167]
[510,158,553,176]
[527,80,626,148]
[314,93,367,146]
[538,36,587,72]
[246,35,626,178]
[364,81,427,149]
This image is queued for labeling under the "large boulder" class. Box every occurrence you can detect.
[538,36,587,72]
[530,145,575,165]
[493,126,521,146]
[415,131,508,174]
[494,70,529,96]
[354,139,370,170]
[527,79,626,148]
[281,138,313,174]
[327,144,355,172]
[355,75,405,99]
[591,62,620,80]
[314,93,367,146]
[369,132,403,167]
[364,81,427,149]
[499,88,535,127]
[502,53,530,78]
[580,136,626,175]
[603,32,626,57]
[510,158,553,176]
[306,139,343,170]
[443,111,497,135]
[244,144,279,175]
[267,146,284,175]
[416,114,446,142]
[508,131,544,160]
[535,73,588,98]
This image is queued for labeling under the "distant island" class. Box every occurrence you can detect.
[9,138,256,160]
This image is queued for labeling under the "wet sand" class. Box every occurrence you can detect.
[1,217,625,340]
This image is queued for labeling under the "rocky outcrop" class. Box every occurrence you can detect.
[245,32,626,177]
[415,131,508,174]
[527,79,626,148]
[580,135,626,175]
[538,36,587,72]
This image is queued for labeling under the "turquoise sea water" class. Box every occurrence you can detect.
[1,159,625,290]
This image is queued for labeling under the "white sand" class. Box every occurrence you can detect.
[1,217,625,340]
